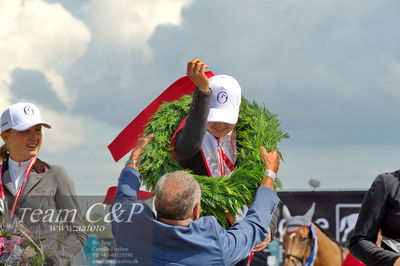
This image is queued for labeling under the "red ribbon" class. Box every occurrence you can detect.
[105,72,215,204]
[103,186,153,205]
[216,137,235,176]
[170,115,189,160]
[108,72,214,162]
[286,225,310,233]
[0,157,38,217]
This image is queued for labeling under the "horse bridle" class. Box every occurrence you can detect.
[284,226,313,265]
[285,224,348,266]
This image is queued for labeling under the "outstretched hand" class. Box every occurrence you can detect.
[187,58,210,93]
[135,133,154,152]
[253,228,272,252]
[260,147,279,174]
[259,147,280,189]
[127,134,154,169]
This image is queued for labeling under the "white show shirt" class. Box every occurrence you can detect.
[201,130,237,177]
[8,158,30,192]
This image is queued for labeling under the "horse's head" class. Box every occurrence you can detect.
[282,203,316,266]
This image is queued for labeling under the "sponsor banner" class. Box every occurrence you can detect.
[277,190,366,244]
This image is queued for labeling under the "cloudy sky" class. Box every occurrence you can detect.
[1,0,399,195]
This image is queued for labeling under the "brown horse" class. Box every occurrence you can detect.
[282,203,349,266]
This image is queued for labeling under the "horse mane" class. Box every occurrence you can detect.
[313,222,343,248]
[313,222,350,262]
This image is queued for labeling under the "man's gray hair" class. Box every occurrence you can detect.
[155,171,201,220]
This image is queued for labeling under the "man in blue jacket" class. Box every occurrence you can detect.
[111,134,281,265]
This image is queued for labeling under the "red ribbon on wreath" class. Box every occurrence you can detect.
[108,72,214,162]
[105,72,215,205]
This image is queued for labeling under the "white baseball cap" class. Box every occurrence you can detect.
[1,103,51,132]
[207,75,242,124]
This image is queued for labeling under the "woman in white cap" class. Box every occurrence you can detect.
[172,59,280,265]
[0,103,86,265]
[173,59,242,177]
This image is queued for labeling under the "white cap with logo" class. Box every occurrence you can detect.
[207,75,242,124]
[1,103,51,132]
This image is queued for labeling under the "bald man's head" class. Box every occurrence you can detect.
[155,171,201,220]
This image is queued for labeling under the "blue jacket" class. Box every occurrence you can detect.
[111,167,280,266]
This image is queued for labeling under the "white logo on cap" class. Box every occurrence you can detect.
[24,106,34,115]
[217,92,228,104]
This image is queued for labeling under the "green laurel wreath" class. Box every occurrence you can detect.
[140,95,289,228]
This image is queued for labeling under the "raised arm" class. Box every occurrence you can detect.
[115,134,154,203]
[219,148,281,264]
[252,147,281,250]
[174,59,212,162]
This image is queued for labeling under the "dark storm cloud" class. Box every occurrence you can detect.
[147,0,400,145]
[66,0,400,146]
[10,69,66,111]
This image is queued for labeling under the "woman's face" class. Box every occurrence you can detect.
[207,122,235,138]
[1,125,43,162]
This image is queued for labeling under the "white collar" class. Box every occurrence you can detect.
[8,157,31,191]
[8,157,30,170]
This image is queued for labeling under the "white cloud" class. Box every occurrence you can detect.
[40,105,85,152]
[0,0,90,152]
[81,0,191,56]
[0,0,90,106]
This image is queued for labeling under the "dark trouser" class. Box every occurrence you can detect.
[234,257,249,266]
